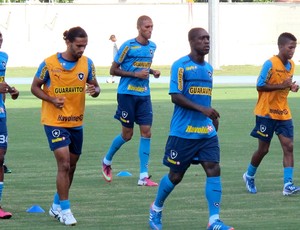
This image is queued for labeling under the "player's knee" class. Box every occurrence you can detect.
[169,172,184,185]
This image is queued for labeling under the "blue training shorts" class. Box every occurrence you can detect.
[0,117,8,149]
[114,94,153,128]
[163,135,220,172]
[250,116,293,142]
[44,125,83,155]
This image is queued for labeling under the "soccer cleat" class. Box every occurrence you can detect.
[243,172,257,194]
[283,182,300,196]
[0,207,12,219]
[149,204,162,230]
[207,219,234,230]
[3,164,11,174]
[49,207,63,223]
[138,176,158,186]
[102,162,112,182]
[62,210,77,226]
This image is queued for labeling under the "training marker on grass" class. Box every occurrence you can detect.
[26,205,45,213]
[117,171,132,177]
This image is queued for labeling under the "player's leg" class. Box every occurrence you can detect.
[149,170,183,230]
[277,120,300,195]
[102,94,135,182]
[44,125,75,225]
[244,116,274,194]
[136,96,157,186]
[3,162,11,174]
[200,136,234,230]
[149,136,192,229]
[0,118,12,219]
[54,146,76,225]
[137,125,157,186]
[102,126,132,182]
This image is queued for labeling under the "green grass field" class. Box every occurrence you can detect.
[2,82,300,229]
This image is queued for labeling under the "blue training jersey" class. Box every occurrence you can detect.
[114,38,156,96]
[0,51,8,118]
[169,55,217,139]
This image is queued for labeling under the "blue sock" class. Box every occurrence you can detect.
[53,192,60,205]
[59,199,70,211]
[139,137,150,175]
[0,182,3,203]
[154,174,175,208]
[105,134,126,162]
[206,177,222,220]
[247,163,257,177]
[284,167,293,184]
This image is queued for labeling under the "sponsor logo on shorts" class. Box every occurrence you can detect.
[52,129,60,137]
[167,157,180,165]
[167,150,180,165]
[257,125,268,137]
[51,129,65,143]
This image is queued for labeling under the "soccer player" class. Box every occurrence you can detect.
[31,26,100,226]
[106,34,118,83]
[101,15,160,186]
[243,32,300,196]
[0,30,19,219]
[148,28,234,230]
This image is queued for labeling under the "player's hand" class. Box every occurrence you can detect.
[52,97,65,109]
[202,107,220,120]
[152,69,161,78]
[290,81,299,92]
[86,83,100,96]
[282,78,293,89]
[134,69,149,79]
[9,86,19,100]
[0,82,10,94]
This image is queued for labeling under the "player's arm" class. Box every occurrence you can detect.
[8,86,19,100]
[86,78,100,98]
[257,60,292,92]
[170,93,220,121]
[110,61,149,80]
[149,69,160,78]
[0,81,19,100]
[212,118,219,131]
[31,76,65,108]
[86,60,100,97]
[257,78,292,92]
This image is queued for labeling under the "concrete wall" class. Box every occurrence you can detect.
[0,3,300,67]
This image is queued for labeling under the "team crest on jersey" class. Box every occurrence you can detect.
[150,49,153,56]
[208,71,212,78]
[122,111,128,118]
[170,150,178,159]
[52,129,60,138]
[78,72,84,81]
[1,61,6,68]
[260,125,267,133]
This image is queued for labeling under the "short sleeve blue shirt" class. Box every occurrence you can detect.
[169,55,217,139]
[0,51,8,118]
[114,38,156,96]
